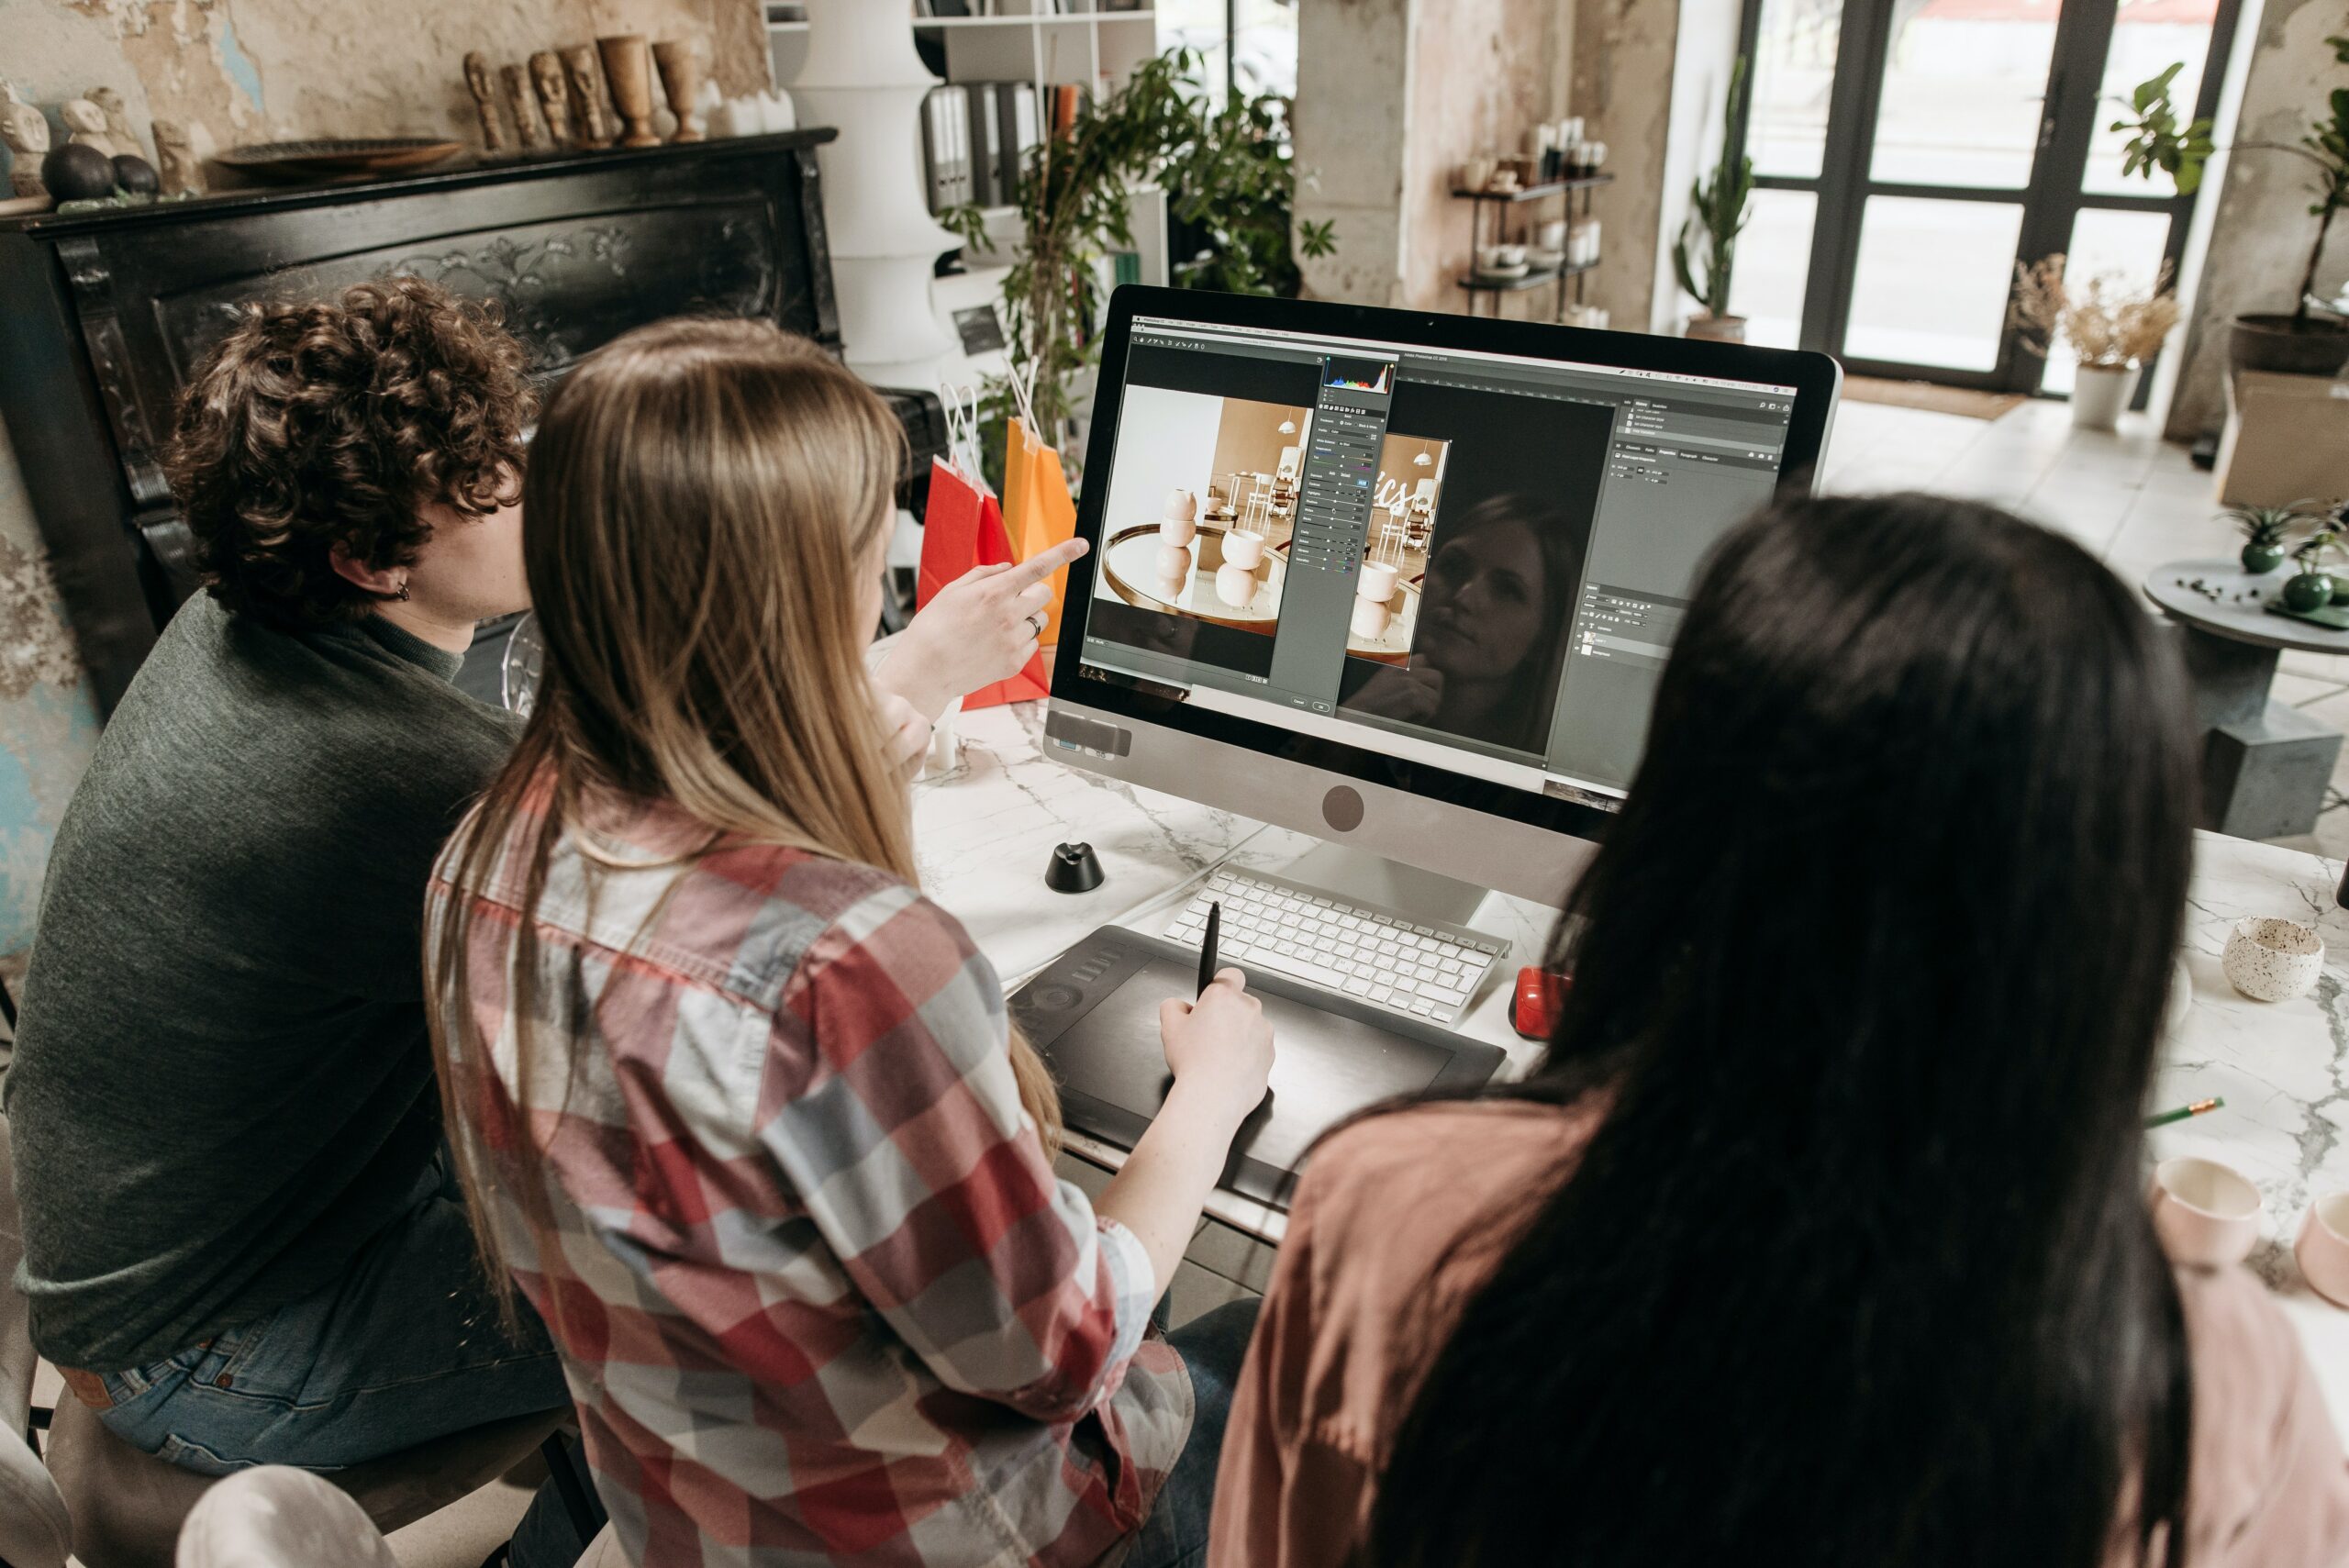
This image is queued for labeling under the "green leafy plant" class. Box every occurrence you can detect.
[1163,89,1337,297]
[943,50,1337,460]
[1671,55,1754,320]
[2295,525,2341,570]
[2227,501,2321,552]
[2112,40,2349,328]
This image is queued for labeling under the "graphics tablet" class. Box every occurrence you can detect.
[1011,924,1508,1209]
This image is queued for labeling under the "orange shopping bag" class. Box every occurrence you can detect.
[918,454,1050,708]
[1002,417,1079,647]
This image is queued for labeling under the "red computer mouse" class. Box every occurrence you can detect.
[1512,966,1570,1040]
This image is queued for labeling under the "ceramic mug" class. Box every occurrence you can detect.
[1164,487,1197,523]
[2149,1155,2263,1267]
[1351,595,1392,639]
[1537,217,1567,251]
[1215,562,1258,608]
[1223,529,1267,570]
[2298,1194,2349,1307]
[1459,157,1495,192]
[1160,516,1197,548]
[1475,243,1513,273]
[1358,561,1399,603]
[2221,916,2325,1002]
[1153,543,1193,583]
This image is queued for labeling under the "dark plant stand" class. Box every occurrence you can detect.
[2145,559,2349,840]
[1452,172,1612,322]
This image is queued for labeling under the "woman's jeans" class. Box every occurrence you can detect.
[87,1153,602,1568]
[1126,1298,1263,1568]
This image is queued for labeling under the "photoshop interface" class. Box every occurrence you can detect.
[1078,316,1797,797]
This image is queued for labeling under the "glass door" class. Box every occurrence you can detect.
[1728,0,2239,395]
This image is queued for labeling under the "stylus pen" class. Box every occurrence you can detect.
[2145,1095,2223,1129]
[1197,901,1220,998]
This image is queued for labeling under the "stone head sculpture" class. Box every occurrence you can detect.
[1,85,50,199]
[529,52,573,148]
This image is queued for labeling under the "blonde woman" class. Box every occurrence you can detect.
[427,317,1275,1568]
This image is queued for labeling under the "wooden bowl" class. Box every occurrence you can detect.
[213,138,464,183]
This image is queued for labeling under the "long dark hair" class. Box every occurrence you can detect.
[1364,494,2199,1568]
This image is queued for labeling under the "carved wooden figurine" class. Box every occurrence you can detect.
[562,45,613,149]
[150,118,204,195]
[529,52,575,149]
[499,63,547,152]
[89,86,138,158]
[463,51,508,154]
[59,98,117,158]
[651,39,707,144]
[596,35,661,149]
[1,84,50,200]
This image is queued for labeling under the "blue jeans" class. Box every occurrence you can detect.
[92,1153,601,1568]
[1125,1298,1263,1568]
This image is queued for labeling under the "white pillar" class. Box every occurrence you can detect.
[794,0,959,388]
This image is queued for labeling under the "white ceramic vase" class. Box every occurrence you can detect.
[2070,362,2136,432]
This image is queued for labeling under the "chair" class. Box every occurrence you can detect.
[0,1111,573,1568]
[174,1466,620,1568]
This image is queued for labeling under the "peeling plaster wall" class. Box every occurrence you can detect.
[1294,0,1568,320]
[1570,0,1679,332]
[0,0,767,962]
[2164,0,2349,439]
[0,0,769,182]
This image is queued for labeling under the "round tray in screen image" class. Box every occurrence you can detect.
[1097,522,1286,632]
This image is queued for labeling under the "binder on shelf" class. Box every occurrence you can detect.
[920,85,972,215]
[996,81,1040,200]
[965,83,1002,208]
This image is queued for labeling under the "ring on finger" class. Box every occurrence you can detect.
[1027,611,1048,637]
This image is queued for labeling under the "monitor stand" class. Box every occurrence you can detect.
[1269,841,1491,930]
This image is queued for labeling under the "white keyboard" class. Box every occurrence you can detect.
[1162,869,1507,1027]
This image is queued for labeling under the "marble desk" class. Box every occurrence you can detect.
[915,700,2349,1434]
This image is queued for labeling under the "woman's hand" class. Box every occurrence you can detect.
[877,538,1091,719]
[1344,664,1445,725]
[877,691,932,782]
[1157,969,1276,1137]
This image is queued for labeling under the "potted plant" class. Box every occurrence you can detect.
[1672,56,1753,344]
[944,49,1336,486]
[2226,501,2321,574]
[2009,255,2182,429]
[2286,526,2342,612]
[2112,51,2349,379]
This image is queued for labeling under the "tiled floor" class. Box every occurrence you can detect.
[1820,395,2349,859]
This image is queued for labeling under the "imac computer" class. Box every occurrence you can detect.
[1043,286,1842,1024]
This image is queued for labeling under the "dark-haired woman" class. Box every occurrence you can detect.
[1210,494,2349,1568]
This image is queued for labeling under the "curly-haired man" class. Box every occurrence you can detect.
[6,277,594,1561]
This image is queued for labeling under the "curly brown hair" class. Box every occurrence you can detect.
[164,275,536,630]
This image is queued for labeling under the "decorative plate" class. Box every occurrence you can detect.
[213,138,465,183]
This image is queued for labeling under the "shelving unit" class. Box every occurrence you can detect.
[1453,172,1613,322]
[770,10,1160,100]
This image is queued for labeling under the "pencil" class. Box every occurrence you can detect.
[1197,901,1219,998]
[2145,1096,2223,1129]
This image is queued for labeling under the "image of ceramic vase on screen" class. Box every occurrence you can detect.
[1090,388,1313,639]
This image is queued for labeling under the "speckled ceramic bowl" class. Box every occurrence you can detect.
[2221,917,2324,1003]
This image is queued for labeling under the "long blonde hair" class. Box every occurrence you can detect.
[429,318,1061,1310]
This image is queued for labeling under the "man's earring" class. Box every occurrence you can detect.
[395,581,411,602]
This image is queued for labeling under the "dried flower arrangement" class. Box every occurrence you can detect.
[2010,254,2183,369]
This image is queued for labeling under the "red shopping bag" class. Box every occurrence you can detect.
[918,455,1051,708]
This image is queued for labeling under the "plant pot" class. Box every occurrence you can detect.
[2332,578,2349,606]
[2070,362,2137,431]
[1685,314,1747,343]
[2229,314,2349,381]
[2242,543,2288,574]
[2283,571,2337,613]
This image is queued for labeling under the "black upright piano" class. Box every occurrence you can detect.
[0,129,946,717]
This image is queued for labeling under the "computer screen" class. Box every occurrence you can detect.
[1064,311,1808,805]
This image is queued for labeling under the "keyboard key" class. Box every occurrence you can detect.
[1371,984,1393,1003]
[1423,984,1468,1007]
[1440,957,1463,973]
[1411,998,1437,1015]
[1250,950,1345,991]
[1395,979,1419,995]
[1343,978,1371,996]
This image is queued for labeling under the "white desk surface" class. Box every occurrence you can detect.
[913,701,2349,1438]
